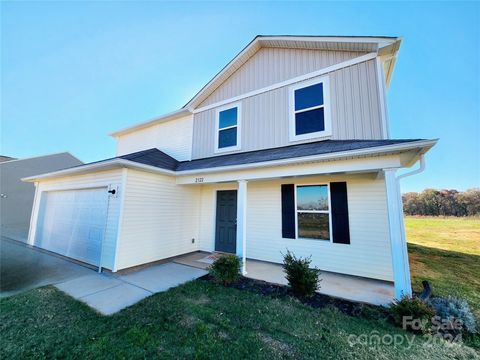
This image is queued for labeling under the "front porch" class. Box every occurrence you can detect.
[173,252,394,306]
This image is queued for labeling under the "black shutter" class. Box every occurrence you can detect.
[281,184,296,239]
[330,182,350,244]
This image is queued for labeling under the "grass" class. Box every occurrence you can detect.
[406,216,480,255]
[1,216,479,358]
[1,282,478,359]
[406,216,480,317]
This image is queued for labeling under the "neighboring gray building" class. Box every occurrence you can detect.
[0,153,82,241]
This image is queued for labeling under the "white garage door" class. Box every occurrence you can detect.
[35,188,109,266]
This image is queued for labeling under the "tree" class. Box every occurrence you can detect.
[402,188,480,216]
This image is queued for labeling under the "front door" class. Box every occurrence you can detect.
[215,190,237,253]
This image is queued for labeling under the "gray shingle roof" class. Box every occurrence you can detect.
[116,139,423,172]
[119,148,179,171]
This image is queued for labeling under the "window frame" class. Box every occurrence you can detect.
[289,76,332,142]
[214,102,242,153]
[294,183,332,242]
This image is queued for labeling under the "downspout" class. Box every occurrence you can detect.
[394,154,426,297]
[397,155,426,181]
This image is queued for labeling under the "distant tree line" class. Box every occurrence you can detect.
[402,188,480,216]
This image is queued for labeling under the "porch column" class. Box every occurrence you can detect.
[236,180,247,275]
[384,169,412,299]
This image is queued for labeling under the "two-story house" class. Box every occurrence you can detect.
[24,36,436,300]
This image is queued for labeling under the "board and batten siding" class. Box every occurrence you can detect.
[197,174,393,281]
[28,169,124,270]
[198,48,367,107]
[115,169,201,270]
[192,59,383,159]
[116,115,193,161]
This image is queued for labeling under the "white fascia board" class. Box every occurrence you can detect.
[176,139,438,177]
[261,36,398,48]
[109,109,192,137]
[176,155,403,185]
[22,159,175,182]
[184,37,262,110]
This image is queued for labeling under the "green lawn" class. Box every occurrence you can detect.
[1,216,479,359]
[1,282,478,359]
[406,217,480,317]
[406,216,480,255]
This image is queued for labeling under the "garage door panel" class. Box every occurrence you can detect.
[35,188,108,266]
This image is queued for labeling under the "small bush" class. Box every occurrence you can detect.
[389,296,436,333]
[429,296,477,334]
[283,250,320,298]
[208,255,241,285]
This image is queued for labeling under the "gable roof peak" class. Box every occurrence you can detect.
[184,35,401,110]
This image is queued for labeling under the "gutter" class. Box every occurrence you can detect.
[175,139,437,176]
[397,154,425,181]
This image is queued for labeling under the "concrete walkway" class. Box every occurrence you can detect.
[56,263,207,315]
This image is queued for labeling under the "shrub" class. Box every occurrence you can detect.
[389,296,436,333]
[282,250,320,298]
[208,255,241,285]
[429,296,477,334]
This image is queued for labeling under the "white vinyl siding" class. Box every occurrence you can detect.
[197,174,393,281]
[192,59,383,159]
[116,115,193,161]
[115,169,200,270]
[28,169,123,270]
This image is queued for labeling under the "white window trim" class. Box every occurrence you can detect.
[214,102,242,153]
[289,76,332,142]
[294,183,332,242]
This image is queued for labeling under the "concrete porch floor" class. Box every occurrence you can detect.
[173,252,394,306]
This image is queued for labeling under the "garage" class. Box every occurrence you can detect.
[34,187,109,266]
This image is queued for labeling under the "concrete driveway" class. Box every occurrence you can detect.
[0,237,93,297]
[1,237,208,314]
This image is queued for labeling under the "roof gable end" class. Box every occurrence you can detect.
[184,35,400,110]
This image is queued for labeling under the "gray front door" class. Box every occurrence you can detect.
[215,190,237,253]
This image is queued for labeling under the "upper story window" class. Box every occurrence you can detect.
[289,77,331,142]
[215,103,241,153]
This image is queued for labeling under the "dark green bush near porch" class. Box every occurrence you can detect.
[389,296,436,334]
[208,255,241,285]
[282,250,320,298]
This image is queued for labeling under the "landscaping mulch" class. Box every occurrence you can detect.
[200,274,369,317]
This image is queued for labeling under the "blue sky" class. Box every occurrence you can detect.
[1,1,478,192]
